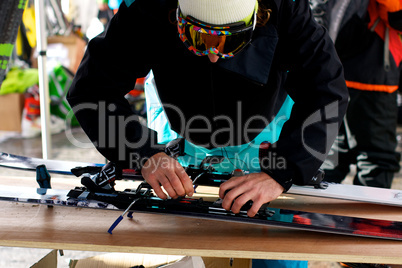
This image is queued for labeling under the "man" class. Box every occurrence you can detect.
[68,0,347,220]
[68,0,347,266]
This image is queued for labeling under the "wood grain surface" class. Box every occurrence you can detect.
[0,176,401,264]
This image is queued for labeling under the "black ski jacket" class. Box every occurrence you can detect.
[335,0,402,93]
[67,0,348,190]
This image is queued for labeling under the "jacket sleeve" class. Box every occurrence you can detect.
[262,0,349,190]
[67,0,165,169]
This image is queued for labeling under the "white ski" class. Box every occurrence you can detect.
[288,184,402,207]
[1,152,402,207]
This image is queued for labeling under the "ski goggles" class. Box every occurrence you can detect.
[176,7,256,59]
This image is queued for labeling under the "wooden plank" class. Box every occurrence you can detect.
[0,177,401,263]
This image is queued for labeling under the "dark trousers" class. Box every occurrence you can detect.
[322,89,400,188]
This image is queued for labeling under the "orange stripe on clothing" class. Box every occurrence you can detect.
[346,80,399,93]
[376,0,401,13]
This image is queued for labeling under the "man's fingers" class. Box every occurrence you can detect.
[221,184,246,211]
[142,152,195,199]
[247,200,264,218]
[230,192,253,214]
[146,177,168,199]
[159,175,179,199]
[176,167,194,197]
[165,170,186,197]
[219,176,244,199]
[223,191,264,217]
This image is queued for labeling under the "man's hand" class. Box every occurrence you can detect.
[141,152,194,199]
[219,172,285,217]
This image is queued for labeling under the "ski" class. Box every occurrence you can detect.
[1,151,402,207]
[0,152,103,175]
[0,184,401,240]
[289,184,402,207]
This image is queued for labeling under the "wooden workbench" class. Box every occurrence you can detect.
[0,176,401,264]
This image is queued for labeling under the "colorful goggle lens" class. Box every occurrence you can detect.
[176,8,256,58]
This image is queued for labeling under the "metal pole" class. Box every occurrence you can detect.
[35,0,52,159]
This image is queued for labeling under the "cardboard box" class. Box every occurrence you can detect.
[30,249,58,268]
[202,257,252,268]
[68,254,252,268]
[0,93,25,131]
[47,34,86,73]
[69,253,185,268]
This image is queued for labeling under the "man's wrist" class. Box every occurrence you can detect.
[262,169,293,192]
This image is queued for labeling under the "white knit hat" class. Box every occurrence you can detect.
[178,0,257,25]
